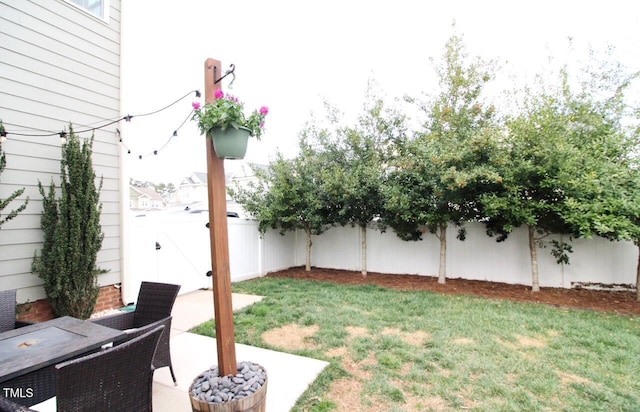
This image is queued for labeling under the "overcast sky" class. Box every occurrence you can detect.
[120,0,640,184]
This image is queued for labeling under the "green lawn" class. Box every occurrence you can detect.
[191,277,640,412]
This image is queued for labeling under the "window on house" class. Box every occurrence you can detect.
[67,0,108,19]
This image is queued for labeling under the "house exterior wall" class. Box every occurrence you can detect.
[150,198,162,209]
[132,195,150,210]
[173,184,208,205]
[0,0,122,304]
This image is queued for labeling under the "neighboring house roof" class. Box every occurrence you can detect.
[180,172,209,186]
[130,186,163,201]
[193,172,208,184]
[180,162,267,187]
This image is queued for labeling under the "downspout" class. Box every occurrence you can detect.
[117,0,131,305]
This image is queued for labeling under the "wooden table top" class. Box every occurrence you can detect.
[0,316,125,382]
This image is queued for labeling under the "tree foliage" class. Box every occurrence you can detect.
[229,129,331,271]
[480,90,576,291]
[320,83,407,275]
[0,120,28,228]
[232,34,640,295]
[552,57,640,299]
[154,182,176,205]
[481,56,640,292]
[32,126,105,319]
[384,33,499,284]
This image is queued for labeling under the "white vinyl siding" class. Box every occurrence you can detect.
[0,0,122,303]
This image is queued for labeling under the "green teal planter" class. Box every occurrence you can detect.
[207,126,250,159]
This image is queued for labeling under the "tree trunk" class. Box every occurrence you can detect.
[438,222,447,284]
[528,225,540,292]
[361,225,367,277]
[305,228,312,272]
[636,243,640,302]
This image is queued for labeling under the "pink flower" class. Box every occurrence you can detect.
[214,89,224,99]
[192,102,201,110]
[260,122,265,128]
[259,106,269,115]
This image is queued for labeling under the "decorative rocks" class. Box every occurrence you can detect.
[189,362,268,412]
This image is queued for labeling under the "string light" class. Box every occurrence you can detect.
[123,108,195,160]
[0,122,7,143]
[2,90,201,160]
[2,90,199,138]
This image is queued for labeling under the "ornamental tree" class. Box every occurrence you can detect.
[555,57,640,299]
[320,84,407,276]
[32,126,105,319]
[480,59,635,292]
[385,33,499,283]
[563,162,640,300]
[480,90,576,292]
[229,130,332,271]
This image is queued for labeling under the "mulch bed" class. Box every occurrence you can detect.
[267,266,640,316]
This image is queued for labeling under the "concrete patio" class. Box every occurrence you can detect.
[152,289,329,411]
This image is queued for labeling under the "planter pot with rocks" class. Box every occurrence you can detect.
[189,361,267,412]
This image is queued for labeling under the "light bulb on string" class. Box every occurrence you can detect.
[1,89,198,141]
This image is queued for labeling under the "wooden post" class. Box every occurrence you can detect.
[204,58,237,376]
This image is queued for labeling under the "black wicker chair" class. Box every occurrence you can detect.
[89,281,180,384]
[0,396,37,412]
[0,289,33,333]
[52,325,164,412]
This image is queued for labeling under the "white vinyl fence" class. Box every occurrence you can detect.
[126,211,296,303]
[302,223,637,289]
[127,213,637,303]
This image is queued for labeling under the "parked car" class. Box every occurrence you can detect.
[181,202,239,217]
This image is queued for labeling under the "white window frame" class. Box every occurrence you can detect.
[64,0,110,22]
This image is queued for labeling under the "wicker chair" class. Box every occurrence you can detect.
[0,396,37,412]
[117,315,173,374]
[0,289,32,333]
[52,325,164,412]
[89,281,180,384]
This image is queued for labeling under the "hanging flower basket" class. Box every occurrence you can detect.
[207,126,250,159]
[192,90,268,159]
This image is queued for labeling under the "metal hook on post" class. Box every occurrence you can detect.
[214,64,236,89]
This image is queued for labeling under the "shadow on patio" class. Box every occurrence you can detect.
[152,289,329,411]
